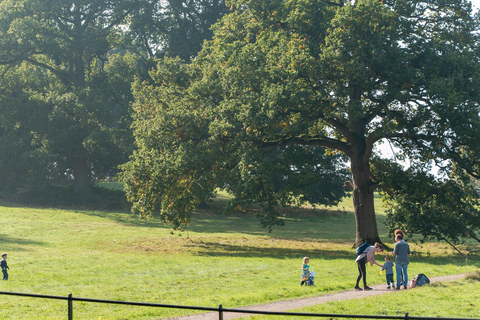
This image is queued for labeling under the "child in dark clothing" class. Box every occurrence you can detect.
[381,256,394,289]
[1,253,9,280]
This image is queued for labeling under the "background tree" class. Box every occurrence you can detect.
[122,0,480,245]
[0,0,148,195]
[372,158,480,253]
[128,0,228,61]
[0,53,149,204]
[120,57,349,229]
[0,64,56,197]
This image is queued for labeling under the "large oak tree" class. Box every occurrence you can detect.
[122,0,480,244]
[0,0,151,195]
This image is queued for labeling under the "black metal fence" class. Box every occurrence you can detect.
[0,290,478,320]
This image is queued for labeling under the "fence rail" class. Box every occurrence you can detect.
[1,291,479,320]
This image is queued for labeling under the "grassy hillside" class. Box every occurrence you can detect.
[0,194,478,319]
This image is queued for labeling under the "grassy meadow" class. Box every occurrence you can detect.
[0,191,479,319]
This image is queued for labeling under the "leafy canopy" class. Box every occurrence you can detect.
[122,0,480,246]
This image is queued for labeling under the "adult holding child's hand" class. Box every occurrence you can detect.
[355,243,384,291]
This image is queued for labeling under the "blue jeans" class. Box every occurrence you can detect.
[2,269,8,280]
[396,263,408,288]
[386,273,394,286]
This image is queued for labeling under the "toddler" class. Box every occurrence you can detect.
[300,256,314,286]
[381,256,394,289]
[1,253,9,280]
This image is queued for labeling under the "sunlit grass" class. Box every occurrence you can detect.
[249,276,480,319]
[0,194,478,319]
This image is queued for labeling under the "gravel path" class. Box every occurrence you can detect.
[165,273,468,320]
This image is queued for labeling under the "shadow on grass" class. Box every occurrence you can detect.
[0,234,45,250]
[0,185,130,212]
[187,241,480,265]
[1,191,357,235]
[75,209,172,229]
[188,241,354,259]
[60,197,360,238]
[185,198,360,237]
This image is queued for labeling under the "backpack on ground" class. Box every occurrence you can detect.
[412,273,430,288]
[356,242,370,255]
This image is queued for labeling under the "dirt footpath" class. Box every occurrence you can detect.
[166,273,467,320]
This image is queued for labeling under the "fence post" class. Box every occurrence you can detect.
[68,293,73,320]
[405,312,409,320]
[218,304,223,320]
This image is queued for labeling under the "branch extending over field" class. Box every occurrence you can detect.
[261,135,350,153]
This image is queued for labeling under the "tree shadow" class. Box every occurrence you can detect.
[66,200,358,237]
[186,204,359,238]
[0,234,45,251]
[75,209,172,228]
[187,241,480,265]
[187,241,353,259]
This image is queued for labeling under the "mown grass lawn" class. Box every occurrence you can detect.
[0,193,478,319]
[251,273,480,319]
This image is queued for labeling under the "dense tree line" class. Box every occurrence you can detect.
[0,0,226,205]
[1,0,480,249]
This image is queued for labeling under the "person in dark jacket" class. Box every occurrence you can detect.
[1,253,9,280]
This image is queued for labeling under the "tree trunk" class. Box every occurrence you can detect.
[351,152,381,246]
[72,158,91,196]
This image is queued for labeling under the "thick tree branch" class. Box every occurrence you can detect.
[261,136,350,153]
[324,115,355,144]
[24,57,71,86]
[439,235,465,256]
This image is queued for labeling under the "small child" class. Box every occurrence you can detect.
[300,256,314,286]
[381,256,394,289]
[1,253,9,280]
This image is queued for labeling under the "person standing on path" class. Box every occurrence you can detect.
[355,243,384,291]
[393,234,410,289]
[1,253,9,280]
[381,256,395,289]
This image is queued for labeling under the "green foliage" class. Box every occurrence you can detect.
[120,53,349,230]
[82,53,152,178]
[372,158,480,252]
[0,53,149,201]
[0,63,60,194]
[222,145,350,229]
[0,0,152,196]
[123,0,480,244]
[120,57,215,228]
[128,0,228,61]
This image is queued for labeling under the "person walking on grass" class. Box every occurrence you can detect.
[355,243,384,291]
[381,256,395,289]
[394,234,410,290]
[1,253,9,280]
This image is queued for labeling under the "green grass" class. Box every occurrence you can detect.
[96,181,124,191]
[249,279,480,319]
[0,194,478,319]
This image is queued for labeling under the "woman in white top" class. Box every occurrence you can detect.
[355,242,384,291]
